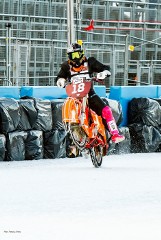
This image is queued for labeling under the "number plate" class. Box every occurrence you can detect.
[72,77,83,84]
[66,79,91,98]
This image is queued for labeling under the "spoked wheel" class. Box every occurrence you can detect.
[69,123,87,150]
[89,145,103,168]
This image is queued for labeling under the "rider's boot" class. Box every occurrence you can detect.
[102,106,125,143]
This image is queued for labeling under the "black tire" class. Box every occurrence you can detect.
[89,145,103,168]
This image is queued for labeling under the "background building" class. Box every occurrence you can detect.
[0,0,161,90]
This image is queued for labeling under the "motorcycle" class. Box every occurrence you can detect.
[62,75,108,168]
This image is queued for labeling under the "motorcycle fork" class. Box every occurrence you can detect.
[80,96,97,139]
[79,96,87,126]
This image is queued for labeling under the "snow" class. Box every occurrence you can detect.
[0,152,161,240]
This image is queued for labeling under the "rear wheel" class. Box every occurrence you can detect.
[89,145,103,168]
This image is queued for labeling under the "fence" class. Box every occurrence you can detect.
[1,0,161,88]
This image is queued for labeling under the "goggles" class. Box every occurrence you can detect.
[71,51,81,60]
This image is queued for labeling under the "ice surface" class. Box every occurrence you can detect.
[0,153,161,240]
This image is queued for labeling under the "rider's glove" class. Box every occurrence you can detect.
[57,78,66,88]
[103,70,111,77]
[97,70,111,79]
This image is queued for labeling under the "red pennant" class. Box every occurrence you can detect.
[84,20,94,31]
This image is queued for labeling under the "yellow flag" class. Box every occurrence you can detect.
[77,39,83,46]
[128,45,135,51]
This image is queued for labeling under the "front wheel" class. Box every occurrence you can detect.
[69,123,87,150]
[89,145,103,168]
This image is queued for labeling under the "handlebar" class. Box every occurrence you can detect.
[66,74,105,85]
[91,77,104,83]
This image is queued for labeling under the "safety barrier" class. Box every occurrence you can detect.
[0,85,161,128]
[0,85,161,160]
[0,85,106,100]
[20,86,68,100]
[109,86,159,126]
[0,85,107,161]
[0,86,20,99]
[20,85,106,99]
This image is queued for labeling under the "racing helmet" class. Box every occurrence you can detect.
[67,42,84,66]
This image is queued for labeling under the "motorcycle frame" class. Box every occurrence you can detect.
[62,94,107,144]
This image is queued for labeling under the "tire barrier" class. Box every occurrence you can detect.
[25,130,44,160]
[109,86,158,126]
[128,98,161,127]
[129,123,161,153]
[6,131,27,161]
[2,95,160,160]
[44,129,66,159]
[0,97,67,161]
[0,96,125,160]
[18,99,37,130]
[50,99,65,129]
[0,98,20,134]
[0,134,6,161]
[128,97,161,153]
[1,86,161,160]
[32,99,53,131]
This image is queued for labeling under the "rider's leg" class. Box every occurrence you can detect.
[88,89,124,143]
[102,106,125,143]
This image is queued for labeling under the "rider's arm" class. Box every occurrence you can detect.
[56,61,71,81]
[88,57,111,74]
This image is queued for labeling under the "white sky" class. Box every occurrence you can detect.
[0,152,161,240]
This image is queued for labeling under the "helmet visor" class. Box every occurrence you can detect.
[71,51,80,60]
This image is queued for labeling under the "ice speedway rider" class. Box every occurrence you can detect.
[56,41,125,144]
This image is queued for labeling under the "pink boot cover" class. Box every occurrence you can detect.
[102,106,125,143]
